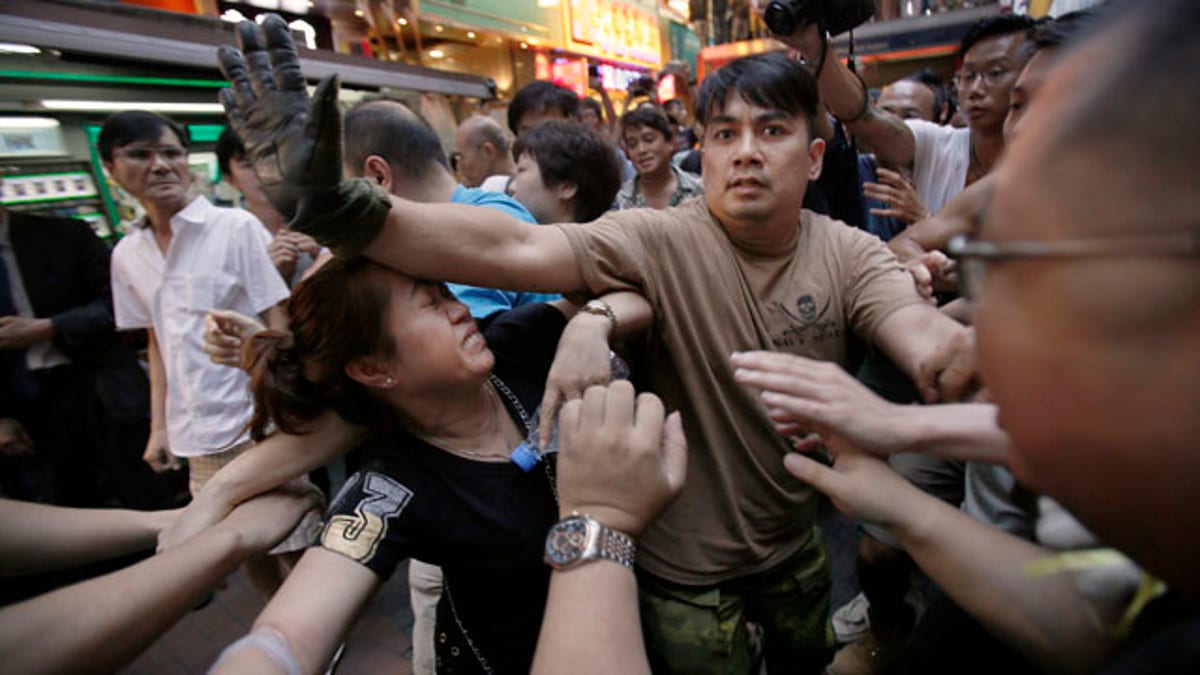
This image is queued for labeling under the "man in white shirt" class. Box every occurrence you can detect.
[102,111,315,594]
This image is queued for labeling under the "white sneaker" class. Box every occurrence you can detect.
[832,592,871,644]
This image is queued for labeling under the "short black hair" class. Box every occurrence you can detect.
[904,68,955,125]
[344,98,449,180]
[507,81,580,134]
[1032,11,1098,51]
[98,111,189,162]
[957,14,1036,61]
[620,106,674,142]
[579,97,603,119]
[215,125,244,178]
[512,120,622,223]
[695,52,818,134]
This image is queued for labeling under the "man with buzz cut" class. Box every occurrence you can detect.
[217,16,974,673]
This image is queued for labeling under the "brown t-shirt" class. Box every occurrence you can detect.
[558,197,924,585]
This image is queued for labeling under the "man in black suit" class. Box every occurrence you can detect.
[0,203,170,508]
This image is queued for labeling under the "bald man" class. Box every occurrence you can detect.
[452,114,516,191]
[876,80,938,123]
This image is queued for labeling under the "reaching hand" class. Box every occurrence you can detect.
[782,437,930,535]
[202,309,266,369]
[0,316,53,350]
[556,382,687,536]
[917,326,980,404]
[863,168,929,224]
[216,15,342,221]
[731,351,912,458]
[217,483,324,556]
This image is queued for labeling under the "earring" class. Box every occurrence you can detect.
[383,377,396,388]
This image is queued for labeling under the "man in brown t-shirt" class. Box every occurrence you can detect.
[219,22,972,673]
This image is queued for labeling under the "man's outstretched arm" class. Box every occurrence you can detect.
[216,15,587,295]
[362,197,586,294]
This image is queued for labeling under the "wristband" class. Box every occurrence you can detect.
[210,626,301,675]
[290,178,393,256]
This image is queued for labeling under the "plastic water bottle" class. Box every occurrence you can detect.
[509,351,630,471]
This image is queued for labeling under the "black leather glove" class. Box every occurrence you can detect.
[216,14,389,254]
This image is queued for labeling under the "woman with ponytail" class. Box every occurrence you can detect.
[194,255,651,674]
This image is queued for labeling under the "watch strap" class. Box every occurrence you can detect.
[597,525,637,570]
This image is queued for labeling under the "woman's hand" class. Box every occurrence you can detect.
[539,312,615,449]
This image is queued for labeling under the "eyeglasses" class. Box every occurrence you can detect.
[948,232,1200,300]
[114,145,188,163]
[449,152,462,172]
[953,66,1015,91]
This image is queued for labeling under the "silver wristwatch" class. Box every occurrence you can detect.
[544,512,636,570]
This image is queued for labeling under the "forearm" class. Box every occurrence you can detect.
[532,563,649,675]
[886,229,929,262]
[599,291,653,339]
[904,403,1010,466]
[0,526,245,674]
[814,44,913,167]
[0,501,172,575]
[361,198,585,294]
[261,303,289,332]
[146,329,167,431]
[201,412,362,511]
[894,493,1112,672]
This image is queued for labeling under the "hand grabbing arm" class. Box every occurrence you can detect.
[730,351,1010,466]
[532,382,686,675]
[0,486,322,674]
[158,412,362,551]
[202,309,266,369]
[539,292,653,447]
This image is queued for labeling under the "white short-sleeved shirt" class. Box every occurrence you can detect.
[906,119,971,215]
[111,196,289,456]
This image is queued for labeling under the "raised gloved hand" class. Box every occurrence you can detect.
[216,14,391,254]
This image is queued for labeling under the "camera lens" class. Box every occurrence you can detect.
[763,1,797,37]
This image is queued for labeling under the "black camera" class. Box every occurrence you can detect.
[763,0,876,38]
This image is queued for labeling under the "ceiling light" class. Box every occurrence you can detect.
[398,17,408,25]
[428,49,445,59]
[40,100,225,113]
[354,9,364,17]
[466,31,476,39]
[435,25,444,32]
[519,42,528,50]
[0,117,60,129]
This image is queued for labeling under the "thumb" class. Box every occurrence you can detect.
[660,412,688,494]
[306,74,343,173]
[538,390,561,449]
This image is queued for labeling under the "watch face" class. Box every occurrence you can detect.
[546,518,590,566]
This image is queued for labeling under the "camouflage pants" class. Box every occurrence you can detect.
[637,529,835,674]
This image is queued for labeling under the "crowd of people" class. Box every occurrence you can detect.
[0,0,1197,673]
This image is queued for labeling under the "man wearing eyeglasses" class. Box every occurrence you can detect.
[783,15,1036,216]
[101,111,318,597]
